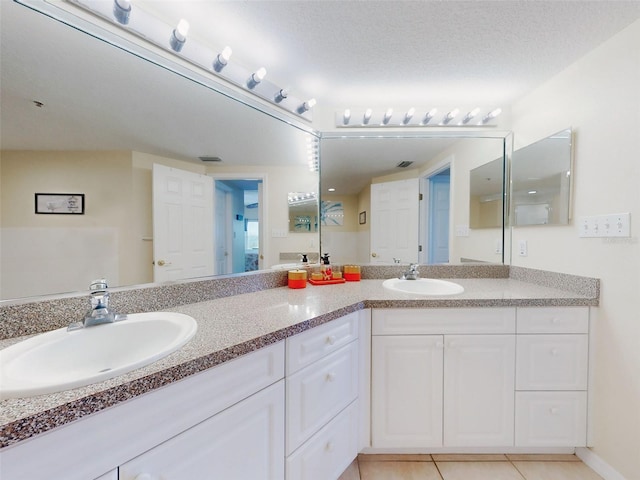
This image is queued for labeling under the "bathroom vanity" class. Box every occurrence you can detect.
[0,268,598,480]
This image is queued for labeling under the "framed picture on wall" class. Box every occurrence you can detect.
[35,193,85,214]
[359,211,366,224]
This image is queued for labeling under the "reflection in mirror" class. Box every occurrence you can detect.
[319,135,507,266]
[511,128,572,226]
[288,193,319,233]
[469,157,504,229]
[0,3,319,300]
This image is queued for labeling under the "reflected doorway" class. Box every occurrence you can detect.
[420,163,452,264]
[213,178,263,274]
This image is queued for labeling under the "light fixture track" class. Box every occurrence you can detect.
[335,107,502,128]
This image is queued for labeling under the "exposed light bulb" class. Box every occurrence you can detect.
[363,108,373,125]
[343,109,351,125]
[170,19,189,52]
[247,67,266,88]
[113,0,131,25]
[442,108,460,125]
[403,107,416,125]
[213,46,232,71]
[382,108,393,125]
[274,88,289,103]
[299,98,316,113]
[481,108,502,124]
[462,107,481,124]
[422,108,437,125]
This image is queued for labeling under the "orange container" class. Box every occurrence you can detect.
[288,270,307,289]
[343,265,361,282]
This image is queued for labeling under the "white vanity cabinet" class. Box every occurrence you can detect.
[285,311,360,480]
[371,308,516,448]
[0,341,286,480]
[514,306,589,447]
[119,381,285,479]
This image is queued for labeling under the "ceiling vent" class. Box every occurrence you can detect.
[396,161,413,168]
[199,156,222,162]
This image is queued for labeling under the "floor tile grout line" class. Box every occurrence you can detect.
[508,457,529,480]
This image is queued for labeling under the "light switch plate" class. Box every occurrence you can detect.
[518,239,528,256]
[579,213,631,237]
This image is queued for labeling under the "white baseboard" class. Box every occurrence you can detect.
[576,447,627,480]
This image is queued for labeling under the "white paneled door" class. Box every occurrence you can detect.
[370,178,420,264]
[152,164,214,283]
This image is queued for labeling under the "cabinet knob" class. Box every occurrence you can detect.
[326,335,337,345]
[371,252,378,258]
[325,442,335,452]
[326,372,337,382]
[549,407,559,415]
[156,259,172,267]
[550,348,559,356]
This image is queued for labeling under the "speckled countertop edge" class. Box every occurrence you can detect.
[0,268,598,449]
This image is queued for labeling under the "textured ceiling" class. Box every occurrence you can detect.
[138,0,640,110]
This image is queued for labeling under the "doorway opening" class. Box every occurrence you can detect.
[420,161,452,264]
[214,178,263,274]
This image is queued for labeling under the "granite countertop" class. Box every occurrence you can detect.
[0,277,597,448]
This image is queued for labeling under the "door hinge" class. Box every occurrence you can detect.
[418,245,423,252]
[419,193,423,201]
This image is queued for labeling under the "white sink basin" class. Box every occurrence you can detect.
[0,312,197,399]
[382,278,464,296]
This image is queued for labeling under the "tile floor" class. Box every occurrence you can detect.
[337,454,604,480]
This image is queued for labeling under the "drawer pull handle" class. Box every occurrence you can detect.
[326,442,335,452]
[326,335,337,345]
[549,407,559,414]
[326,372,337,382]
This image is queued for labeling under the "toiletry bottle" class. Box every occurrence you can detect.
[321,253,332,281]
[300,253,309,267]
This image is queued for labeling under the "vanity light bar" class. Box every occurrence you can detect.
[335,107,502,128]
[67,0,315,121]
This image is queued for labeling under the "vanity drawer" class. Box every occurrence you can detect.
[286,342,359,454]
[286,401,358,480]
[286,312,359,374]
[372,308,516,335]
[515,391,587,447]
[516,335,588,390]
[517,307,589,333]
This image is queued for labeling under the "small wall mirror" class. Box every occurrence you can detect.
[511,128,572,226]
[469,157,504,229]
[288,192,319,233]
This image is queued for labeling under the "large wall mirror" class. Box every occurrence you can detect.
[319,133,510,266]
[0,2,319,300]
[510,128,573,226]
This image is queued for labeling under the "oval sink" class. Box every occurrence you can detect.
[0,312,197,399]
[382,278,464,296]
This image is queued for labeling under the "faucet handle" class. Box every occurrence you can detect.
[89,279,108,291]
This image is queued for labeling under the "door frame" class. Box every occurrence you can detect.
[419,156,453,264]
[208,172,269,271]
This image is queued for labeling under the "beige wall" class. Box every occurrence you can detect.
[509,20,640,479]
[320,193,359,265]
[0,150,137,298]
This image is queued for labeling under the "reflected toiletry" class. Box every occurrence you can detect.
[321,254,332,281]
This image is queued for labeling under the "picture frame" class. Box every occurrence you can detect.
[35,193,85,215]
[359,211,367,225]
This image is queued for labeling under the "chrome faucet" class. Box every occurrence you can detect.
[68,279,126,331]
[401,263,420,280]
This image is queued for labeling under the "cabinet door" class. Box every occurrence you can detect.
[371,335,443,448]
[444,335,515,446]
[119,381,285,480]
